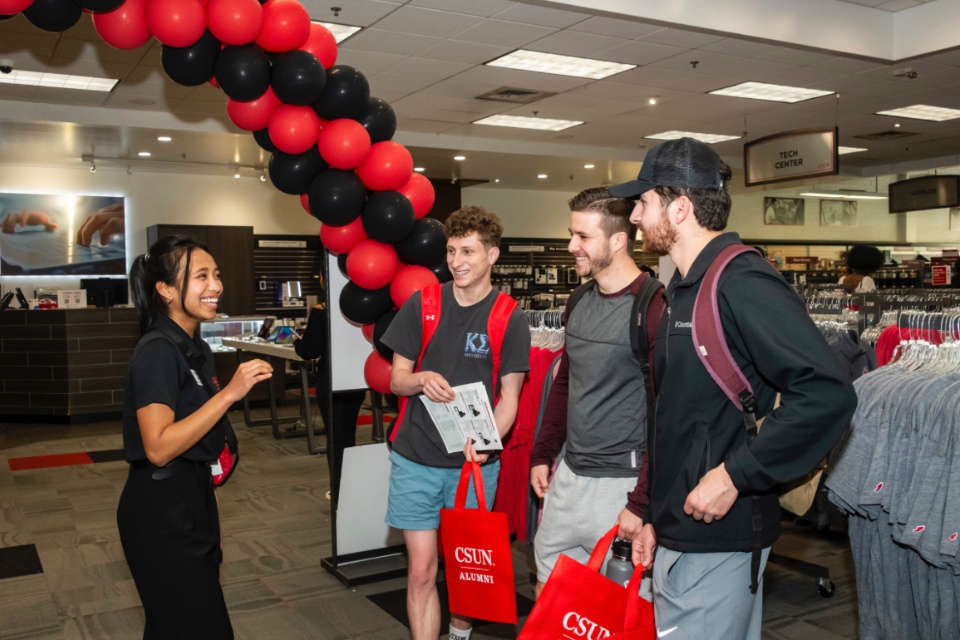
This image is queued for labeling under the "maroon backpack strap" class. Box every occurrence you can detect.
[390,284,443,443]
[486,292,518,403]
[691,244,760,414]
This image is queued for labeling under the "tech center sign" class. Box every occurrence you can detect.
[744,127,839,187]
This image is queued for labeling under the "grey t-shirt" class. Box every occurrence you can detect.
[382,282,530,468]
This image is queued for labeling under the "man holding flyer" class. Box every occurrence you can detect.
[382,206,530,640]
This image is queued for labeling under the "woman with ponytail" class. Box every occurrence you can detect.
[118,235,272,639]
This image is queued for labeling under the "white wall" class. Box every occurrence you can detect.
[463,186,576,239]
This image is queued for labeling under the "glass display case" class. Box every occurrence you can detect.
[200,315,272,352]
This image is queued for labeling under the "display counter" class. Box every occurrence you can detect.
[0,308,139,423]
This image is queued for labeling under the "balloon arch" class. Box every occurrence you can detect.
[0,0,450,393]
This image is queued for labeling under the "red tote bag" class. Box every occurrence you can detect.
[518,524,654,640]
[439,461,518,625]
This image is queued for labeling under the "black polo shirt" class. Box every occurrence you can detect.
[122,314,236,463]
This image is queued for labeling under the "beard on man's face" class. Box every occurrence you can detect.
[640,206,678,255]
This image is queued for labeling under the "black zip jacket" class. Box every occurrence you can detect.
[646,233,857,552]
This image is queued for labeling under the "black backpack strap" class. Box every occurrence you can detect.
[630,275,665,437]
[563,280,596,324]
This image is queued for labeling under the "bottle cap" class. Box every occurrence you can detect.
[611,539,632,558]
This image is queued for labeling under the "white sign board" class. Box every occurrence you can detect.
[744,128,838,187]
[328,253,370,392]
[336,443,404,555]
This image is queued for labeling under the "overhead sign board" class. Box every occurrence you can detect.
[743,127,838,187]
[888,175,960,213]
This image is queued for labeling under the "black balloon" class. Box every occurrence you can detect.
[395,218,446,267]
[24,0,82,31]
[0,14,13,20]
[384,392,400,412]
[162,30,220,87]
[74,0,125,11]
[312,65,370,121]
[272,50,326,106]
[360,97,397,144]
[362,191,415,244]
[430,260,453,283]
[253,127,277,153]
[372,310,397,360]
[337,252,349,277]
[339,282,393,325]
[307,169,367,225]
[215,44,271,102]
[268,148,327,195]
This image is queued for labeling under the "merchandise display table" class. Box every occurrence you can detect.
[222,338,324,454]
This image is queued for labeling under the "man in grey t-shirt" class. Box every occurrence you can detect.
[382,206,529,640]
[530,187,665,598]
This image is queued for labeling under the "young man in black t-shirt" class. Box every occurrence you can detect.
[382,207,529,640]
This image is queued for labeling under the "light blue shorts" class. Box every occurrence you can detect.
[385,449,499,531]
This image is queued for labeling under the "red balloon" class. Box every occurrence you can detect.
[397,173,435,220]
[318,118,371,170]
[300,192,310,213]
[209,76,220,88]
[361,323,374,343]
[92,0,151,50]
[0,0,33,13]
[300,21,337,68]
[255,0,310,53]
[363,350,392,395]
[268,104,321,155]
[346,239,398,290]
[320,216,368,254]
[206,0,262,45]
[226,86,281,131]
[390,265,439,309]
[145,0,206,48]
[355,141,414,192]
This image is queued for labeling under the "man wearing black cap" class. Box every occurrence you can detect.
[609,137,857,639]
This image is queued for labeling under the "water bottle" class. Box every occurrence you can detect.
[604,538,634,588]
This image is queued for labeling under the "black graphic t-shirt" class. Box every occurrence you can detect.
[382,282,530,468]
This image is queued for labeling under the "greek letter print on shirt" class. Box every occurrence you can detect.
[465,332,491,358]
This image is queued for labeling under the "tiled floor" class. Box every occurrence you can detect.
[0,411,860,639]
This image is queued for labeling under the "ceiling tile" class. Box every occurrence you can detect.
[921,48,960,67]
[490,3,589,28]
[103,92,179,111]
[51,37,153,65]
[170,100,232,119]
[370,6,483,38]
[759,48,838,67]
[447,65,592,92]
[367,72,442,99]
[397,117,464,134]
[710,59,799,83]
[699,38,785,59]
[0,32,60,62]
[451,19,557,48]
[597,41,689,66]
[185,83,228,103]
[524,31,630,58]
[568,16,662,40]
[812,56,889,74]
[614,66,737,92]
[419,79,503,98]
[759,66,849,87]
[394,92,505,115]
[415,40,511,66]
[335,49,408,74]
[393,104,478,124]
[339,28,442,56]
[113,67,194,100]
[638,27,727,49]
[408,0,515,18]
[384,57,473,80]
[501,96,640,120]
[300,0,403,28]
[648,50,744,74]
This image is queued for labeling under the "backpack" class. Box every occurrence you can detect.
[389,283,518,443]
[565,273,664,424]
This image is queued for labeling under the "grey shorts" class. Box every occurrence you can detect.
[533,459,640,583]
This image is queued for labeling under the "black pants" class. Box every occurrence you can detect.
[117,462,233,640]
[315,367,365,501]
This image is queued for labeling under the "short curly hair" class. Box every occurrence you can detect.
[444,206,504,249]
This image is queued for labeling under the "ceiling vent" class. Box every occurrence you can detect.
[477,87,557,104]
[853,130,919,141]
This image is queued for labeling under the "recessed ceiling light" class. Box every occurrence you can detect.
[838,146,868,155]
[0,70,119,92]
[584,164,595,169]
[894,123,901,127]
[314,21,362,44]
[473,114,583,131]
[414,167,425,172]
[157,136,172,142]
[137,151,151,157]
[486,49,635,80]
[495,179,500,183]
[709,81,834,103]
[454,155,466,161]
[876,105,960,121]
[645,131,741,144]
[234,171,241,179]
[537,174,548,179]
[648,98,657,105]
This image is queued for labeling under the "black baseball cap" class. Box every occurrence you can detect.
[608,137,725,199]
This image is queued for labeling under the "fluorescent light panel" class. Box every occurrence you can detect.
[875,105,960,122]
[645,130,741,144]
[486,49,635,80]
[473,114,583,131]
[0,70,118,92]
[314,22,362,44]
[838,146,868,155]
[799,191,887,200]
[710,81,834,103]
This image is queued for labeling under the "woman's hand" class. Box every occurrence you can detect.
[224,358,273,402]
